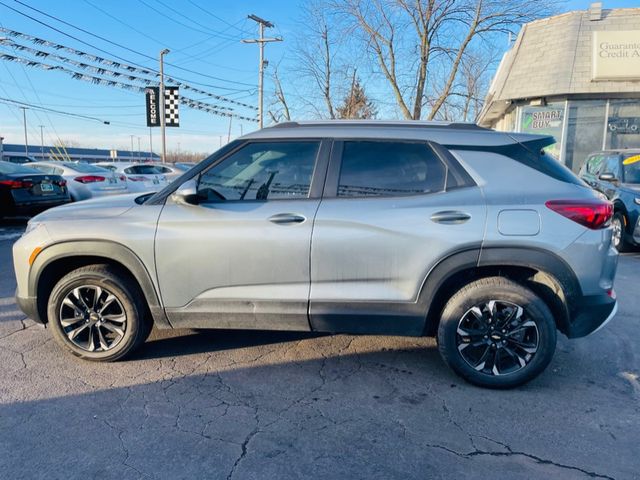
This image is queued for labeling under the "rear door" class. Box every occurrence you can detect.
[309,139,486,335]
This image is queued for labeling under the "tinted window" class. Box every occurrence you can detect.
[585,155,604,175]
[197,141,319,201]
[622,153,640,184]
[602,155,621,177]
[338,141,446,197]
[125,165,161,175]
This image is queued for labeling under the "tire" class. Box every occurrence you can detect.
[47,264,151,361]
[437,277,556,389]
[611,212,628,252]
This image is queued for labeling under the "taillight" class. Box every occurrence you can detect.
[545,199,613,229]
[74,175,105,184]
[119,175,126,182]
[0,179,32,189]
[128,176,146,182]
[0,179,23,189]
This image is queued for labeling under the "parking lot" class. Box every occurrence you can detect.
[0,221,637,480]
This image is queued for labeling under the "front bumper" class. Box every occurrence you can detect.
[15,292,43,324]
[566,292,617,338]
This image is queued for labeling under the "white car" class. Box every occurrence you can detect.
[95,162,169,193]
[29,161,128,201]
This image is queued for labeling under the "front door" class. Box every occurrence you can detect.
[155,140,328,331]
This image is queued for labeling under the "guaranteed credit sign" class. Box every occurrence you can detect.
[593,31,640,80]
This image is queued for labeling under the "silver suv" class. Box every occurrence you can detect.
[13,121,618,388]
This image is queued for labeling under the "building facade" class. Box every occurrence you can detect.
[479,3,640,173]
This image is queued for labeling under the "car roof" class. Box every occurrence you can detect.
[240,120,549,147]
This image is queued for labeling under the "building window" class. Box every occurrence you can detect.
[564,100,606,173]
[519,104,565,159]
[606,100,640,151]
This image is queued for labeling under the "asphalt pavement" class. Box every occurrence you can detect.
[0,220,638,479]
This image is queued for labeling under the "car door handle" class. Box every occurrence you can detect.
[268,213,307,225]
[430,211,471,225]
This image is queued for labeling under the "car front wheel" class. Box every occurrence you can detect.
[437,277,556,389]
[47,264,151,361]
[611,212,627,252]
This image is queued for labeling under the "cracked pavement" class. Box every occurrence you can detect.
[0,222,638,479]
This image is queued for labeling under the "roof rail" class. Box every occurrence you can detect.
[265,120,488,131]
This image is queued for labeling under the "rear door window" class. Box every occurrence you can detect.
[337,141,447,197]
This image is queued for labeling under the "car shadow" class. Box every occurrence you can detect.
[132,328,329,360]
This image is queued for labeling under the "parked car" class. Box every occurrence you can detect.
[29,161,128,201]
[14,121,618,388]
[0,161,70,217]
[95,162,169,193]
[579,149,640,251]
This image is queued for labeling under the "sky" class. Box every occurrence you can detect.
[0,0,637,154]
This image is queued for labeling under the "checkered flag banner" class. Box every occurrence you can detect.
[165,86,179,127]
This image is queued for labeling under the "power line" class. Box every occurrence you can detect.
[0,0,257,90]
[0,32,258,110]
[0,96,111,124]
[186,1,252,34]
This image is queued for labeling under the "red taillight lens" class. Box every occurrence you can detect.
[74,175,105,184]
[128,176,146,182]
[0,179,23,189]
[545,199,613,229]
[119,175,126,182]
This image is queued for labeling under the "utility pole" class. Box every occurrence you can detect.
[159,48,170,164]
[137,137,141,161]
[20,107,28,156]
[38,125,44,160]
[0,136,4,162]
[130,134,134,161]
[243,15,282,129]
[227,116,232,143]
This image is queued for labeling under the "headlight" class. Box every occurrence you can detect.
[635,197,640,205]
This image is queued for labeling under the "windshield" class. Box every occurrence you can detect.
[0,161,40,175]
[622,153,640,184]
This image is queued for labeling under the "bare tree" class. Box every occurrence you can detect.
[294,1,348,118]
[335,0,557,120]
[268,63,292,123]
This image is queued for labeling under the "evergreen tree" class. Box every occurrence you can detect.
[337,75,377,119]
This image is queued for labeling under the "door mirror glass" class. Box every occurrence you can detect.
[171,179,198,205]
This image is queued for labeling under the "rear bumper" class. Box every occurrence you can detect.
[566,292,617,338]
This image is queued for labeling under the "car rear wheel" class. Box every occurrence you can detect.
[437,277,556,389]
[47,264,151,361]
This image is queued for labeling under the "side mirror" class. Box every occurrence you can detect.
[170,179,198,205]
[598,172,618,182]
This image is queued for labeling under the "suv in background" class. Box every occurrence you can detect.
[579,150,640,251]
[3,155,37,164]
[13,121,618,388]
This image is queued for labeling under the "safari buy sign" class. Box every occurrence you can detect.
[592,31,640,81]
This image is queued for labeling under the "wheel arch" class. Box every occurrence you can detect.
[420,247,580,337]
[29,240,170,328]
